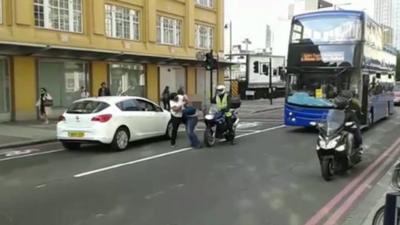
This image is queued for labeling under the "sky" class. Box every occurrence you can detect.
[224,0,374,56]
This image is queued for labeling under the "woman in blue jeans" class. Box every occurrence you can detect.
[183,105,202,149]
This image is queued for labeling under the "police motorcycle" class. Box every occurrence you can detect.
[312,97,362,181]
[203,100,240,147]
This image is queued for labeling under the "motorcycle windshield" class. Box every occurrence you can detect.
[321,110,345,136]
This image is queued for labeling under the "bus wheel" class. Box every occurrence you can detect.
[387,102,392,117]
[368,111,374,127]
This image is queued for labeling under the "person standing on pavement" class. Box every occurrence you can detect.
[80,86,90,98]
[36,87,53,124]
[161,86,170,110]
[183,97,201,149]
[98,82,111,96]
[169,93,185,147]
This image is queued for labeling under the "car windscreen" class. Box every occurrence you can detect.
[67,101,110,114]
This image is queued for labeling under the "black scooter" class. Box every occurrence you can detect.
[312,107,362,181]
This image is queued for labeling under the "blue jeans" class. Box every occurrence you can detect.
[185,116,200,148]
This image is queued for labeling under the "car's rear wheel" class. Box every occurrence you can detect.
[61,141,81,150]
[111,127,130,151]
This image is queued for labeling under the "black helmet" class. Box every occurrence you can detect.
[334,96,350,110]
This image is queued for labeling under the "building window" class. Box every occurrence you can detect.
[34,0,82,33]
[0,0,3,24]
[0,59,10,118]
[105,4,140,40]
[109,63,145,97]
[195,24,213,49]
[157,16,182,46]
[195,0,214,8]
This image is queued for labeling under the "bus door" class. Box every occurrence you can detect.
[361,74,370,125]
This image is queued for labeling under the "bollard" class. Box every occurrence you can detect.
[384,192,400,225]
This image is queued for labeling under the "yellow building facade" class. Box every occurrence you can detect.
[0,0,226,121]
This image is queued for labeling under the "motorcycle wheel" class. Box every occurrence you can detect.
[335,159,348,175]
[229,127,236,145]
[321,158,334,181]
[204,127,216,147]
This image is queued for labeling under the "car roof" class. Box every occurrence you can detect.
[74,96,153,104]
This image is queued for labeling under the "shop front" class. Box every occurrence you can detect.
[0,58,10,122]
[109,63,146,97]
[159,66,187,95]
[38,60,89,117]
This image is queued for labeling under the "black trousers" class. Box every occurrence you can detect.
[352,126,363,148]
[170,115,182,146]
[225,115,234,133]
[163,100,170,110]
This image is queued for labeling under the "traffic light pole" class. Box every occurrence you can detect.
[269,58,273,105]
[210,68,213,103]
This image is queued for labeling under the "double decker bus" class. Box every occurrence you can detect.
[285,10,397,127]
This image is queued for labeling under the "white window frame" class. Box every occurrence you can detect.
[195,0,214,8]
[34,0,83,33]
[195,24,213,49]
[105,4,140,41]
[157,16,182,46]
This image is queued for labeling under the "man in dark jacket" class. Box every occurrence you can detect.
[98,82,111,96]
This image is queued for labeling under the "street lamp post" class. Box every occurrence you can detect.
[225,21,233,94]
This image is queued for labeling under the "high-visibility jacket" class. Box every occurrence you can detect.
[216,94,232,117]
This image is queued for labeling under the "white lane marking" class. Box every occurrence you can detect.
[74,147,192,178]
[235,125,285,138]
[237,122,260,129]
[0,149,65,162]
[73,124,285,178]
[5,149,35,157]
[35,184,47,189]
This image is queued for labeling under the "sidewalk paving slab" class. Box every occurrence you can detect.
[341,162,396,225]
[0,121,57,150]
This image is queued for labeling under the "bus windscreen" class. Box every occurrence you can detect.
[291,15,362,44]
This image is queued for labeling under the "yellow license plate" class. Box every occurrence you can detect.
[68,132,85,138]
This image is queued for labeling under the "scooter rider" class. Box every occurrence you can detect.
[336,90,363,150]
[212,85,234,134]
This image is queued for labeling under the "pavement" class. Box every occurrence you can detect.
[340,156,398,225]
[0,98,285,150]
[0,121,57,149]
[0,107,399,225]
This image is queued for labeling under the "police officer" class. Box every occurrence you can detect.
[212,85,234,134]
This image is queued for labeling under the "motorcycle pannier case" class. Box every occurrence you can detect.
[231,96,241,109]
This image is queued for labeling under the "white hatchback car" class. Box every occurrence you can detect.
[57,96,172,151]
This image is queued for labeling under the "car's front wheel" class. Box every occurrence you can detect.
[61,141,81,150]
[111,127,130,151]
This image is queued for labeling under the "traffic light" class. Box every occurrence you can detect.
[278,66,284,76]
[262,64,269,75]
[204,51,217,70]
[253,61,259,73]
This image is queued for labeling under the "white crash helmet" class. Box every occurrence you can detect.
[216,85,226,95]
